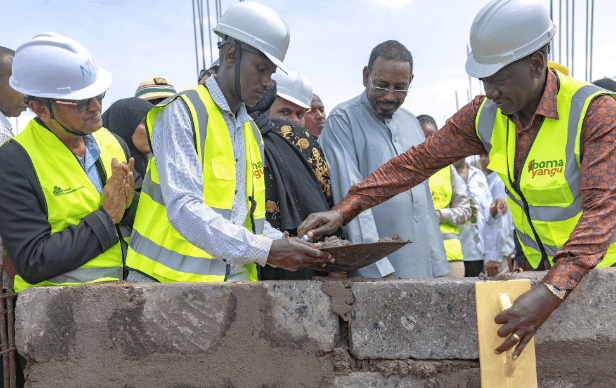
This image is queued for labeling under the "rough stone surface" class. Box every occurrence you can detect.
[15,269,616,387]
[333,369,481,388]
[350,269,616,363]
[16,281,338,388]
[350,277,478,360]
[333,372,425,387]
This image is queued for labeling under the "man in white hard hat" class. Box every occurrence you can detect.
[314,40,450,280]
[268,70,312,127]
[299,0,616,359]
[125,2,333,284]
[0,33,137,292]
[243,72,340,280]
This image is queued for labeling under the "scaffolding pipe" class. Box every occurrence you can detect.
[550,0,554,61]
[566,0,569,68]
[590,0,594,81]
[455,90,459,111]
[192,0,200,80]
[214,0,219,25]
[584,0,590,82]
[206,0,214,65]
[571,0,575,77]
[559,0,562,63]
[467,44,473,99]
[198,0,207,72]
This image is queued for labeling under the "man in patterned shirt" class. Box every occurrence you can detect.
[299,0,616,359]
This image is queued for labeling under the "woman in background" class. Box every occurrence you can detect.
[102,97,153,178]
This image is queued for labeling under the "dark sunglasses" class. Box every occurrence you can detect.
[52,92,106,112]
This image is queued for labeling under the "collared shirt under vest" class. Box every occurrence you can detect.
[10,119,126,292]
[475,70,616,269]
[126,83,267,283]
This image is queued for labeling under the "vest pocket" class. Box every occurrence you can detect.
[523,184,572,207]
[211,158,236,180]
[522,170,576,207]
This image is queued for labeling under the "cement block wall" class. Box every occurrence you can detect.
[15,269,616,387]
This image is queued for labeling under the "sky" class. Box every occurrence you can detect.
[3,0,616,132]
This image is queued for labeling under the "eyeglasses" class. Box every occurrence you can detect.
[52,92,106,112]
[369,75,410,99]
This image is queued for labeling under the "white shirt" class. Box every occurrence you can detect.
[458,163,501,263]
[486,171,516,260]
[0,111,13,145]
[131,77,281,282]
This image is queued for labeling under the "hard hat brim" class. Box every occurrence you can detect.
[277,92,310,110]
[263,52,287,75]
[465,52,508,79]
[10,66,112,100]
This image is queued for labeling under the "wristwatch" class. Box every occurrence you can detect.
[544,283,567,300]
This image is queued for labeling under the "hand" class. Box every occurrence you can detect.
[328,272,347,279]
[101,158,131,224]
[123,158,136,209]
[490,198,508,217]
[267,237,334,271]
[297,210,344,241]
[484,260,500,277]
[507,251,516,272]
[436,210,442,222]
[494,284,563,359]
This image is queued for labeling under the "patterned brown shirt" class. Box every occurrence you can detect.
[333,70,616,290]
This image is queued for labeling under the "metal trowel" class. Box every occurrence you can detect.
[475,279,538,388]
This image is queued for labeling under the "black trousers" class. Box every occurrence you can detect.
[464,260,484,277]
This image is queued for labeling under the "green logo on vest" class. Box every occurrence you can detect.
[527,159,564,179]
[251,161,264,180]
[53,185,85,197]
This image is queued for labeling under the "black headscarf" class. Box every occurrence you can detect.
[248,83,330,232]
[102,97,154,178]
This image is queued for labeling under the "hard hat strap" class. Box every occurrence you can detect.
[234,40,243,104]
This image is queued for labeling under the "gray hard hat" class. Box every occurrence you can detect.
[273,70,313,109]
[214,2,290,73]
[465,0,556,79]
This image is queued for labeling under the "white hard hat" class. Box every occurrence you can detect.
[465,0,556,79]
[273,70,312,109]
[213,2,290,73]
[10,32,112,100]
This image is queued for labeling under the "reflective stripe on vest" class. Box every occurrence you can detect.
[429,166,463,261]
[12,121,126,292]
[126,85,264,283]
[475,70,616,269]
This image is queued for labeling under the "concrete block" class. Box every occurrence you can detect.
[350,277,479,360]
[350,269,616,361]
[333,372,424,388]
[16,281,339,388]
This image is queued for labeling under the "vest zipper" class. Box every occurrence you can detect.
[506,120,550,268]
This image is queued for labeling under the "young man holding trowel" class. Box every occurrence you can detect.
[299,0,616,361]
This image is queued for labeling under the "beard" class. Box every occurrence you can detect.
[375,99,401,119]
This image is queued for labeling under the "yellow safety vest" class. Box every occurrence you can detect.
[429,166,464,261]
[12,120,126,292]
[126,86,265,282]
[476,69,616,269]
